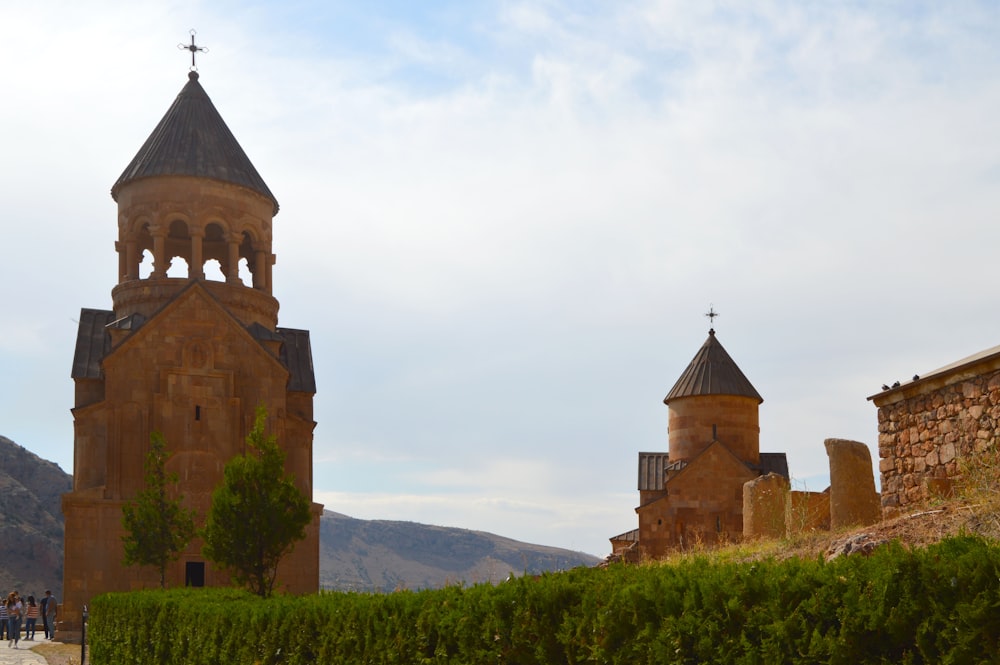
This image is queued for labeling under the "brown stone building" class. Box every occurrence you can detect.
[870,344,1000,514]
[611,329,787,559]
[62,71,322,629]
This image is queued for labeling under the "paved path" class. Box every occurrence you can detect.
[0,639,52,665]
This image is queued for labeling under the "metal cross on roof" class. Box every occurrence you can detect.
[178,29,208,71]
[705,305,719,331]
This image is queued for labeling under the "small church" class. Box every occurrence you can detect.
[62,59,323,630]
[611,322,788,559]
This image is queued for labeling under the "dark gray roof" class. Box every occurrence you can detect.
[756,452,789,480]
[111,71,278,214]
[277,328,316,393]
[71,309,115,379]
[610,528,639,543]
[71,305,314,394]
[637,452,670,491]
[664,330,763,404]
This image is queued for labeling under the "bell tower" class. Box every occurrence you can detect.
[110,70,280,328]
[663,327,763,466]
[63,65,321,634]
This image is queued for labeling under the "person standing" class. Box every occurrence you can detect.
[39,592,49,640]
[7,592,22,649]
[24,596,38,640]
[43,590,57,641]
[0,595,7,641]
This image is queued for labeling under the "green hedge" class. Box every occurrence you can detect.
[89,536,1000,664]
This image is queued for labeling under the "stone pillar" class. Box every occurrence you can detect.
[151,225,167,278]
[116,240,127,282]
[254,249,266,290]
[825,438,881,529]
[266,254,275,295]
[743,472,789,539]
[224,234,238,283]
[190,228,205,279]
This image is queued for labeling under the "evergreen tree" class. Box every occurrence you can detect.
[121,431,197,588]
[201,406,312,597]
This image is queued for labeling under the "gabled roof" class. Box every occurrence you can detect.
[276,328,316,393]
[664,439,757,489]
[71,286,315,392]
[664,329,763,404]
[111,71,278,214]
[71,309,115,379]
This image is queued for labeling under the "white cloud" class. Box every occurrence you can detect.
[3,0,1000,556]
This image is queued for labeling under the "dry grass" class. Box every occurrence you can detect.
[29,642,84,665]
[650,493,999,569]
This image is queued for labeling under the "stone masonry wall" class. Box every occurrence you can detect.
[877,367,1000,513]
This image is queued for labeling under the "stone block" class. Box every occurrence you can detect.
[787,490,830,533]
[924,477,954,499]
[743,473,789,539]
[825,438,881,529]
[939,441,957,465]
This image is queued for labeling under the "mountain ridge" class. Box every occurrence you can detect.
[320,510,599,592]
[0,435,599,595]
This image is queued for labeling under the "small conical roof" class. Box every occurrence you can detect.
[663,329,763,404]
[111,71,278,214]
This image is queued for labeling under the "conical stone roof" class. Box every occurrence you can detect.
[663,329,763,404]
[111,71,278,214]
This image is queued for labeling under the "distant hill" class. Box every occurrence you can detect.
[0,435,600,596]
[0,435,72,599]
[320,511,601,592]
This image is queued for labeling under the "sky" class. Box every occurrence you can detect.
[2,1,1000,558]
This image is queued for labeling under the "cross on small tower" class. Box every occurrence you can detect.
[705,305,719,333]
[178,29,208,71]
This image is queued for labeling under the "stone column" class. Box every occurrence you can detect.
[150,225,167,278]
[254,249,266,290]
[226,233,241,284]
[825,438,881,529]
[190,228,205,280]
[116,240,127,282]
[743,472,789,539]
[266,254,275,296]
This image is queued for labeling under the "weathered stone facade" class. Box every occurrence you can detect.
[786,489,830,533]
[743,472,790,539]
[613,330,790,559]
[825,438,881,529]
[871,348,1000,515]
[63,71,321,632]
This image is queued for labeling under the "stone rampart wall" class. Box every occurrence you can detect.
[877,368,1000,513]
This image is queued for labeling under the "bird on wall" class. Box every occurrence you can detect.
[892,381,901,388]
[913,374,920,381]
[882,384,891,391]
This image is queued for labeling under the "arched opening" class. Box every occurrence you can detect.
[164,219,192,274]
[239,231,256,288]
[166,256,189,278]
[203,222,227,278]
[238,257,252,286]
[132,221,154,280]
[138,249,154,279]
[204,258,225,281]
